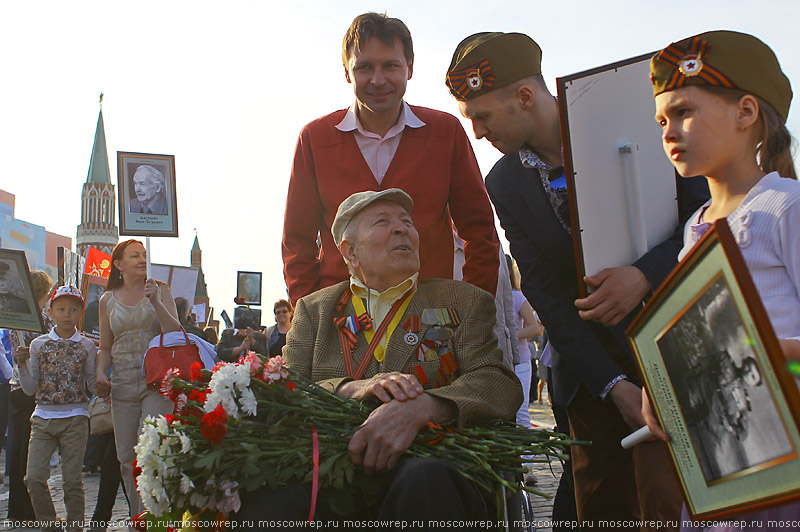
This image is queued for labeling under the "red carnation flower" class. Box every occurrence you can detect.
[132,460,143,488]
[188,389,208,404]
[201,404,228,445]
[190,361,206,382]
[284,381,296,392]
[131,511,148,532]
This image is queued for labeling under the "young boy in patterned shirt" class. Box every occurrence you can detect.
[17,285,97,532]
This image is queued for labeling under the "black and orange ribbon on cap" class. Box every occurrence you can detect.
[446,58,496,100]
[653,36,735,92]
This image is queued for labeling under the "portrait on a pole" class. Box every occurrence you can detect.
[236,271,262,306]
[117,152,178,237]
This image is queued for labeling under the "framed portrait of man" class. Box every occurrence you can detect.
[0,249,46,333]
[236,271,262,306]
[627,220,800,520]
[117,152,179,237]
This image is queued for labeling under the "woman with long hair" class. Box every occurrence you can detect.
[95,240,181,520]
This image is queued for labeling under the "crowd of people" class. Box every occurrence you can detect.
[0,10,799,532]
[0,259,294,531]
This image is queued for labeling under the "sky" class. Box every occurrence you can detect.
[2,0,799,327]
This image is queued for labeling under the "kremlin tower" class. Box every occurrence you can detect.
[76,95,118,256]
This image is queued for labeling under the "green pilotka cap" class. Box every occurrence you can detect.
[446,32,542,101]
[650,30,792,122]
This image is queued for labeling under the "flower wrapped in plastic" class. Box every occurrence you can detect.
[134,353,574,530]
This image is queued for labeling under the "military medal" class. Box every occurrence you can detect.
[404,332,419,345]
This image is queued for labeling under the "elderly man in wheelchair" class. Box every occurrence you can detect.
[236,189,526,529]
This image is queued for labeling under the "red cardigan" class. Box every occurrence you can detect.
[282,105,500,303]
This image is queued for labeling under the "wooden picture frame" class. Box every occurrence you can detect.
[557,53,680,297]
[0,249,46,333]
[117,152,179,237]
[627,219,800,520]
[236,271,262,306]
[80,274,108,340]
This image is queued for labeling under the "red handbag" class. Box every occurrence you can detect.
[144,329,202,389]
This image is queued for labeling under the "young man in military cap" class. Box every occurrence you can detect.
[282,12,500,306]
[446,33,709,530]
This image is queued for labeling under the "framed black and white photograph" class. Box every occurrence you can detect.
[0,249,46,333]
[117,152,178,237]
[236,271,262,306]
[233,306,261,331]
[80,274,107,340]
[627,220,800,520]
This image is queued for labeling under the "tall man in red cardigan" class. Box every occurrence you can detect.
[282,12,500,304]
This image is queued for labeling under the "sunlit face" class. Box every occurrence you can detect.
[459,90,529,154]
[49,297,83,331]
[655,85,742,178]
[114,242,147,279]
[133,169,162,203]
[344,200,420,290]
[275,305,292,325]
[345,37,412,120]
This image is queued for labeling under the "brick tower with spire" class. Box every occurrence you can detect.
[77,95,119,256]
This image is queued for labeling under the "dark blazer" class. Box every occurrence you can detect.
[485,153,709,407]
[129,194,167,215]
[284,279,522,428]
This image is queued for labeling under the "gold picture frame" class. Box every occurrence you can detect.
[627,219,800,520]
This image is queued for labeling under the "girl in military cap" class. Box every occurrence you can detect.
[644,30,800,531]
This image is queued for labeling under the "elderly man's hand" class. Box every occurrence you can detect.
[348,393,452,475]
[574,266,650,326]
[337,372,424,403]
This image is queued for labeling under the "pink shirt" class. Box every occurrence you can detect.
[335,101,426,184]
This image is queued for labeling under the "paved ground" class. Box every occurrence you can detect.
[525,394,562,532]
[0,391,563,531]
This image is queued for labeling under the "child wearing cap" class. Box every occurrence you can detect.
[644,30,800,530]
[17,285,97,532]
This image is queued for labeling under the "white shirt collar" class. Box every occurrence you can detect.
[48,328,82,343]
[335,101,425,137]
